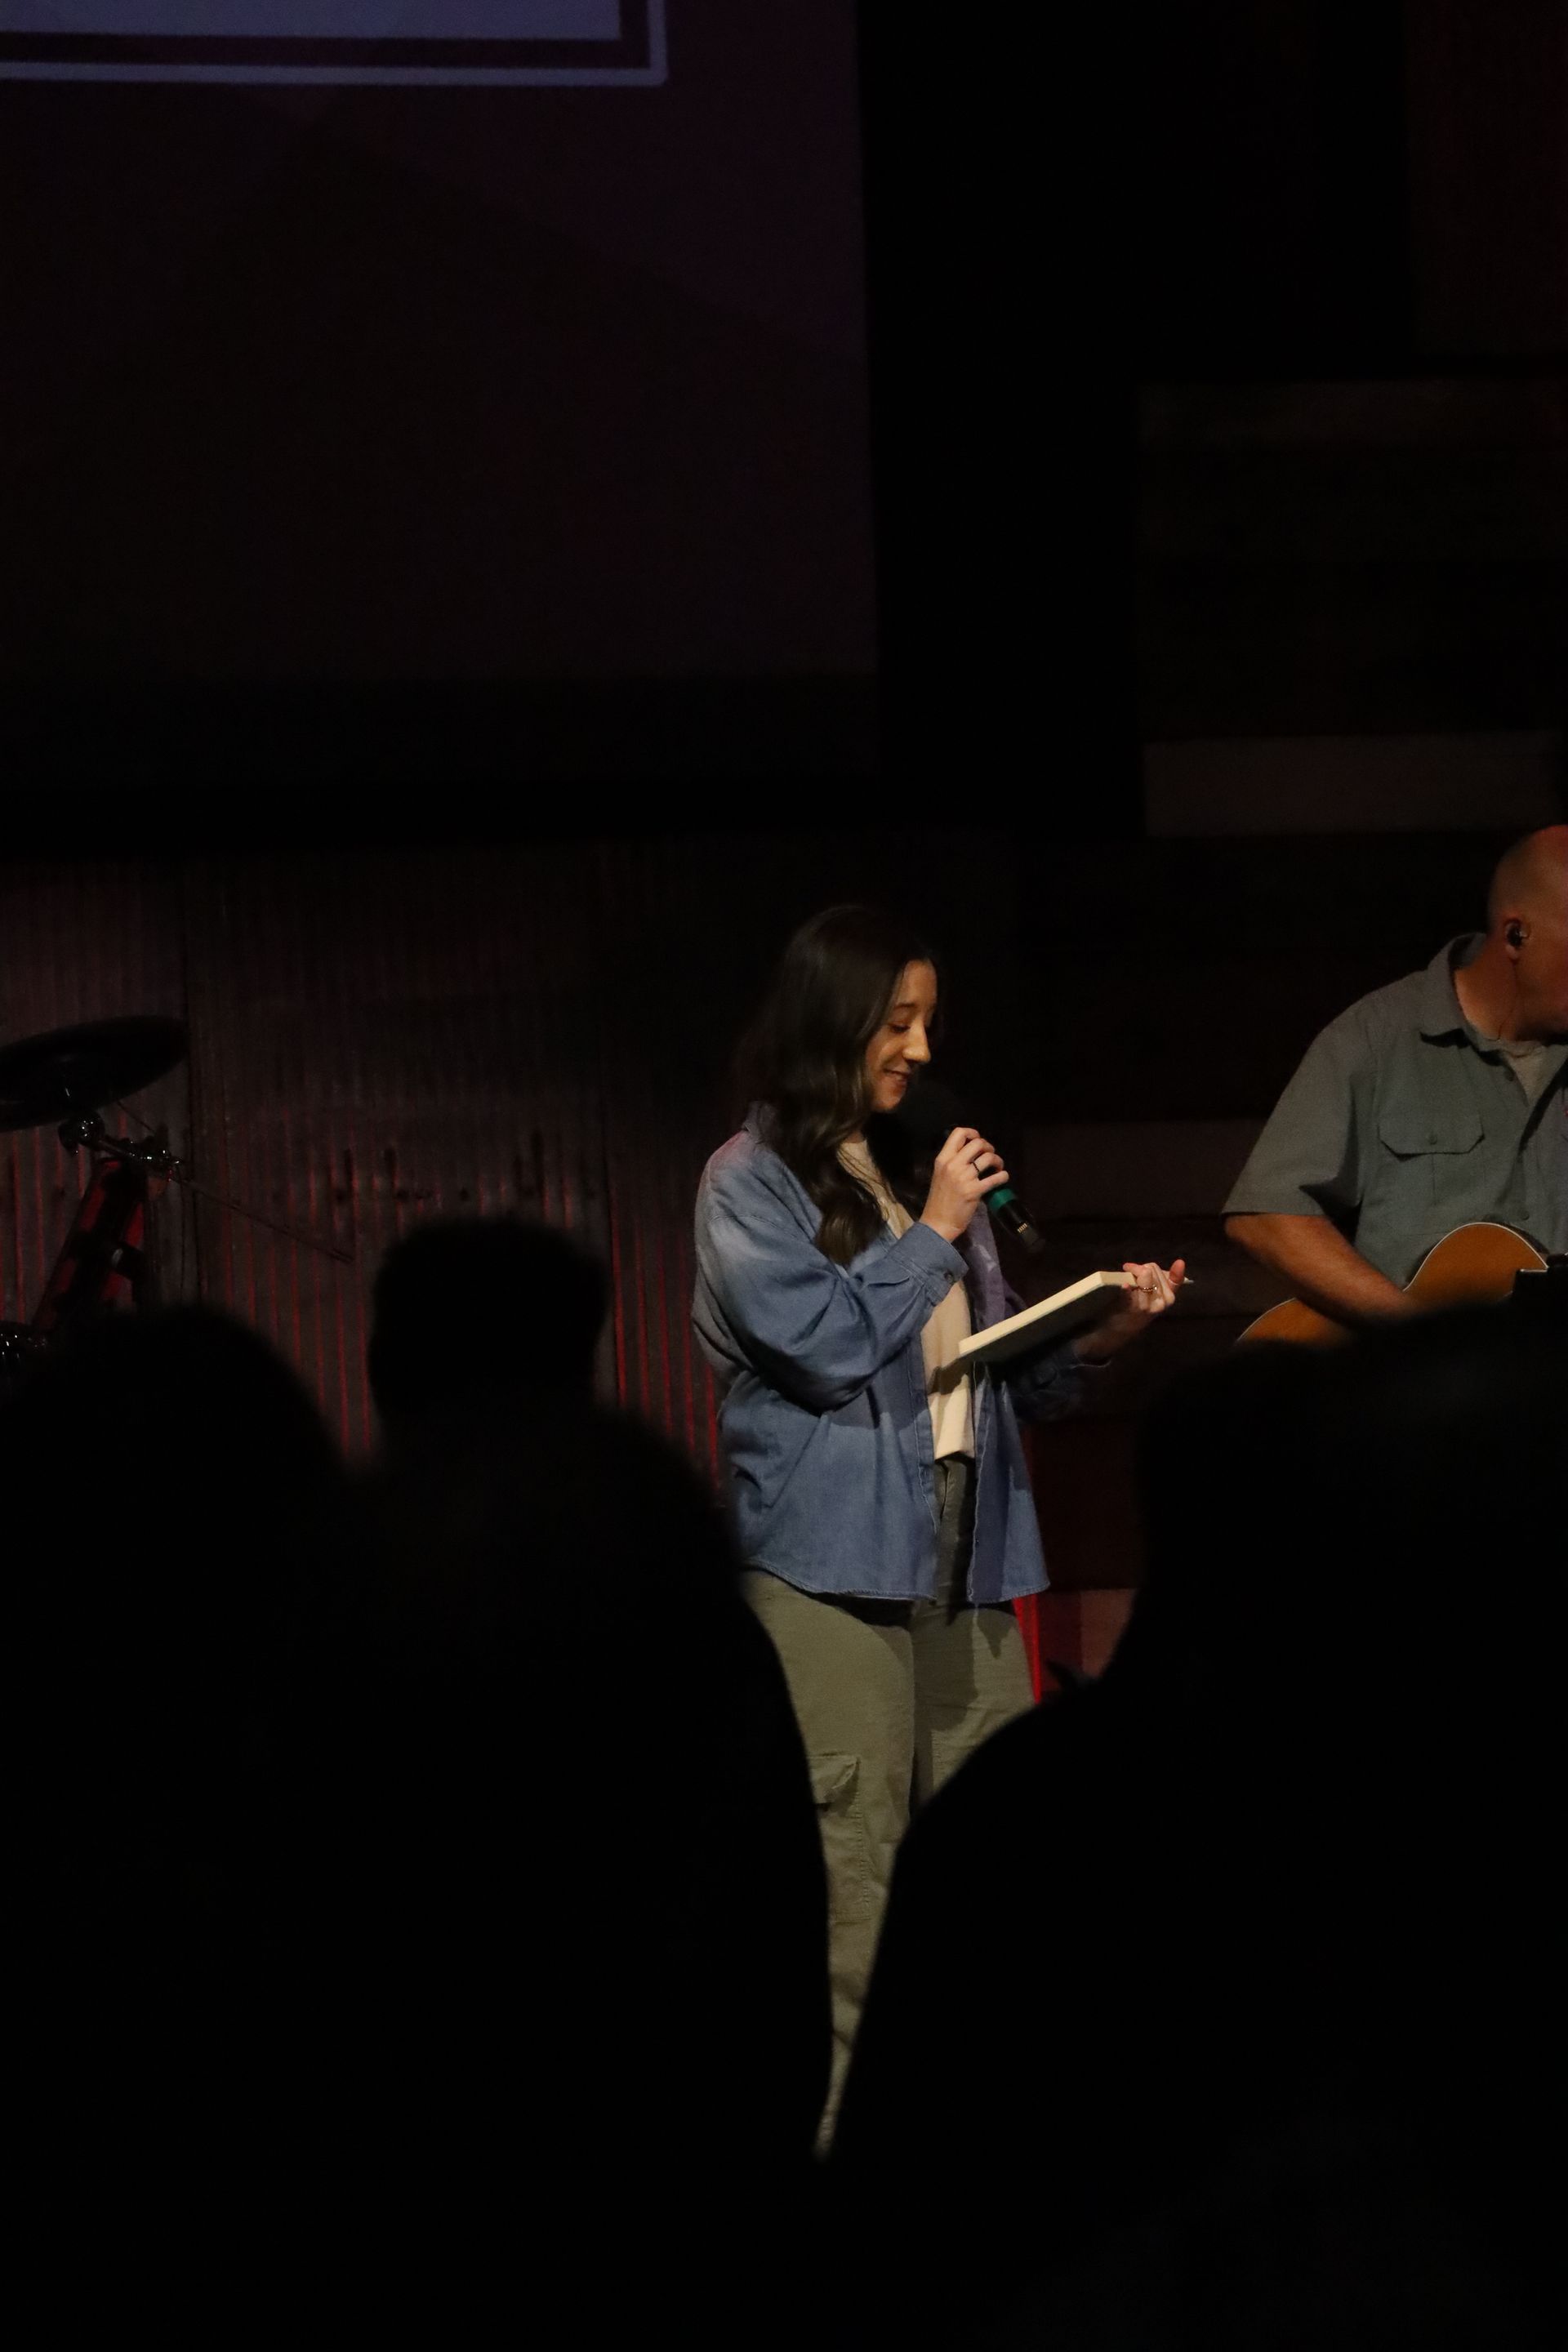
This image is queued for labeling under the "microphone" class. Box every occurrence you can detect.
[889,1076,1047,1255]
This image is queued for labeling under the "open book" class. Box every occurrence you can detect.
[956,1270,1132,1370]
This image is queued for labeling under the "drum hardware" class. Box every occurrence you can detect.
[0,1017,353,1371]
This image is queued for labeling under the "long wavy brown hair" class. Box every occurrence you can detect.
[737,906,938,1263]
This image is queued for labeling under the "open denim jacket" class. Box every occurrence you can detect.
[693,1115,1084,1603]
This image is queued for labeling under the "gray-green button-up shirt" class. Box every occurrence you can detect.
[1225,937,1568,1285]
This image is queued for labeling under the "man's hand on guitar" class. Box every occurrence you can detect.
[1223,1212,1412,1330]
[1075,1260,1186,1365]
[1231,1219,1548,1346]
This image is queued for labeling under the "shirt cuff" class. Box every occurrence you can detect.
[885,1218,967,1302]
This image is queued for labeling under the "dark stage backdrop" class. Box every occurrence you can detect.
[0,1,872,696]
[7,847,697,1465]
[1,816,1548,1677]
[2,821,1539,1442]
[2,832,1031,1473]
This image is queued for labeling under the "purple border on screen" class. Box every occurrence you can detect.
[0,0,667,84]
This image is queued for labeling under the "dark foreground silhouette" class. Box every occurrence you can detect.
[832,1304,1564,2349]
[11,1263,831,2336]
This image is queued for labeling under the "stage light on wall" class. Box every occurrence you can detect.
[0,0,668,85]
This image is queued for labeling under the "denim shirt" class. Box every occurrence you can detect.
[693,1116,1084,1603]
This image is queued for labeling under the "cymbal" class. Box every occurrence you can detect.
[0,1017,189,1132]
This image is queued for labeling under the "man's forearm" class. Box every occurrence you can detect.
[1223,1212,1410,1325]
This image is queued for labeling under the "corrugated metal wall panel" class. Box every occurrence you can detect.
[4,844,811,1477]
[181,849,623,1457]
[594,839,729,1477]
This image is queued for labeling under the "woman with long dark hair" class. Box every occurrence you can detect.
[694,906,1183,2128]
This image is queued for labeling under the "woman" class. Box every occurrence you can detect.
[693,906,1183,2128]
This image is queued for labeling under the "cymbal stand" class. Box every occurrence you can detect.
[56,1111,355,1269]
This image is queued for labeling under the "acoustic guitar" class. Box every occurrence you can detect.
[1236,1221,1548,1347]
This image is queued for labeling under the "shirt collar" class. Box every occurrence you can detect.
[1421,935,1568,1076]
[1418,935,1485,1041]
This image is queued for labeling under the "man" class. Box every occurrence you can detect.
[1224,825,1567,1321]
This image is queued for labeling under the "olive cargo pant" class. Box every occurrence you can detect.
[742,1458,1036,2140]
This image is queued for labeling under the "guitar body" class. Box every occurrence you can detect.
[1236,1221,1548,1348]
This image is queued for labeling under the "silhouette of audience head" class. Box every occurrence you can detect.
[3,1303,347,1826]
[833,1297,1564,2347]
[368,1216,608,1438]
[1125,1336,1327,1693]
[2,1307,345,2022]
[1128,1298,1565,1729]
[345,1346,831,2276]
[4,1298,344,1597]
[5,1279,832,2333]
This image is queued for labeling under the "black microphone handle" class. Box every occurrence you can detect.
[987,1190,1047,1256]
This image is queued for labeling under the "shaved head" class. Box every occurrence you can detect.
[1475,822,1568,1038]
[1487,824,1568,932]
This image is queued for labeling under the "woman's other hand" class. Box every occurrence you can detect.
[1076,1260,1187,1363]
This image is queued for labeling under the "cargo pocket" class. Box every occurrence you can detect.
[809,1751,872,1926]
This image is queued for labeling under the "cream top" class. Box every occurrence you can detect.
[1465,1018,1556,1107]
[840,1136,974,1460]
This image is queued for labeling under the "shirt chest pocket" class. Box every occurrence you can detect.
[1377,1106,1483,1209]
[1378,1107,1482,1159]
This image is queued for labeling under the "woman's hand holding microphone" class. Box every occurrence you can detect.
[919,1126,1013,1244]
